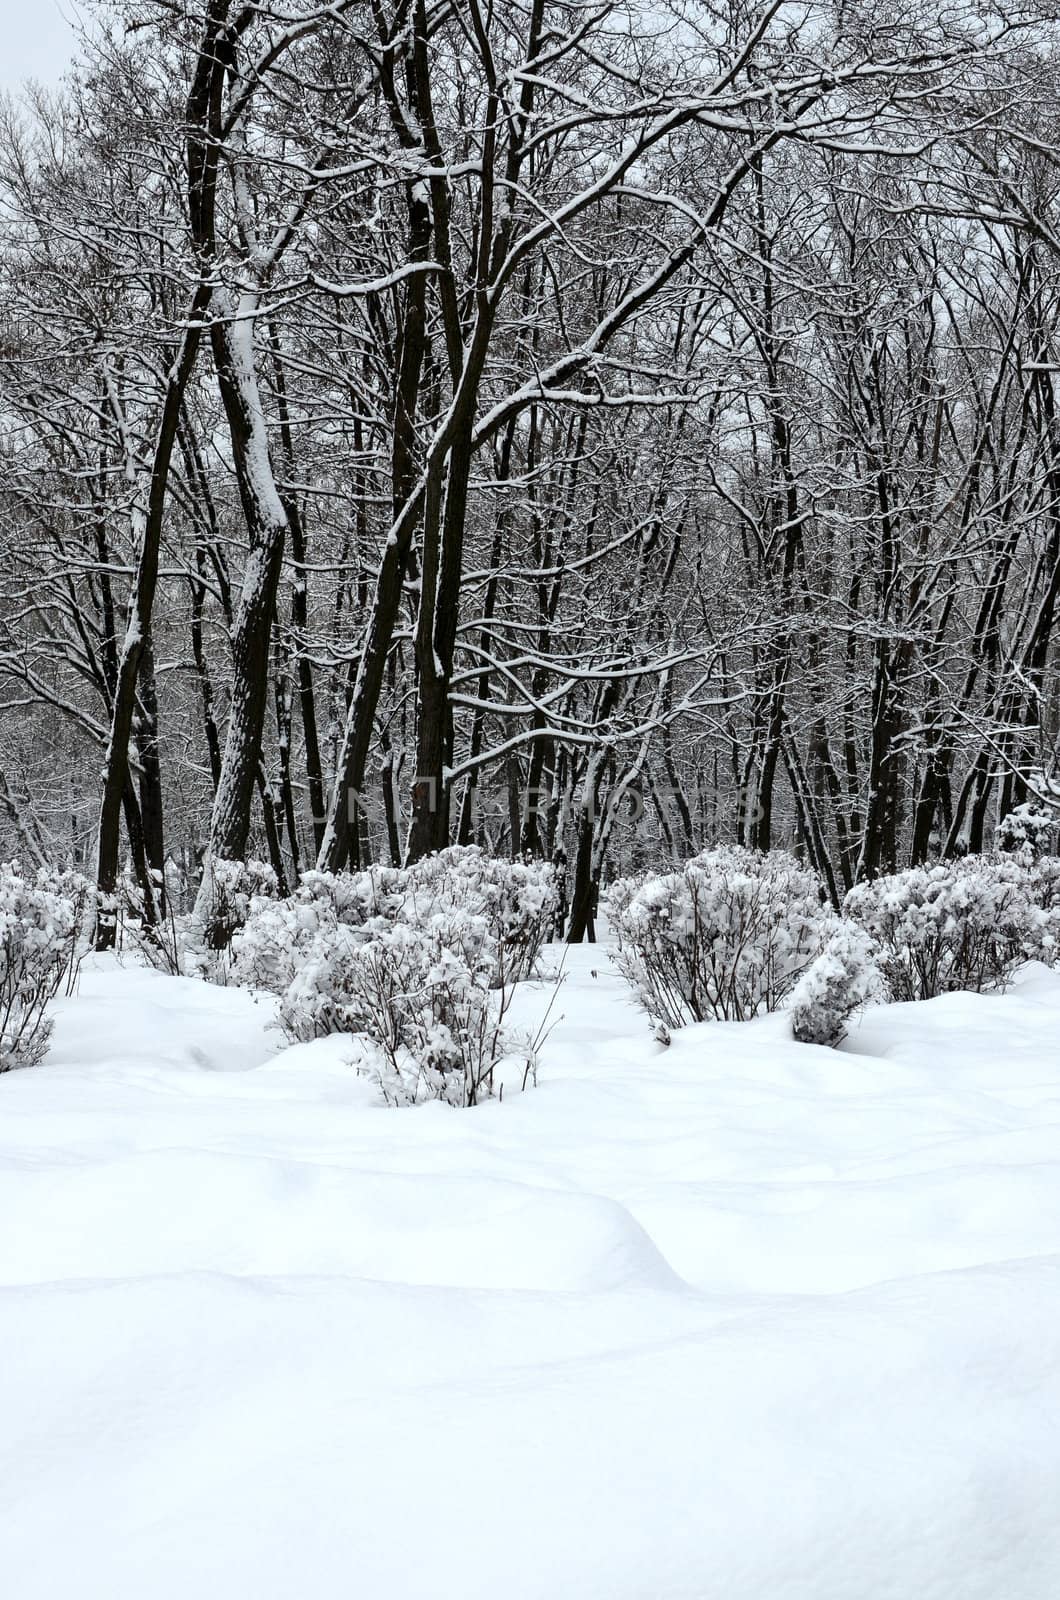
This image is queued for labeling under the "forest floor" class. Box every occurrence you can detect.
[3,946,1060,1597]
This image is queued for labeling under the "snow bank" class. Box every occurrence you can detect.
[3,950,1060,1597]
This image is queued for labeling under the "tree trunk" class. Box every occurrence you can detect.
[94,0,229,947]
[200,294,290,885]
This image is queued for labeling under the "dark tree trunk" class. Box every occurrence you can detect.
[95,0,229,947]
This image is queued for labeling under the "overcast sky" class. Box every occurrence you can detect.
[0,0,81,92]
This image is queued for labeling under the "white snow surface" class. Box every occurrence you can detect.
[4,948,1060,1597]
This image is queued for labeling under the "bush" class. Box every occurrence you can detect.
[230,849,556,998]
[403,846,557,984]
[227,848,553,1106]
[602,870,648,933]
[0,864,87,1071]
[34,865,96,952]
[294,865,403,922]
[1028,853,1060,915]
[605,846,835,1030]
[790,925,882,1046]
[195,856,279,950]
[278,907,532,1106]
[227,867,398,993]
[998,804,1057,861]
[843,854,1057,1002]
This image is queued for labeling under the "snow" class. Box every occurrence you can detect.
[4,949,1060,1597]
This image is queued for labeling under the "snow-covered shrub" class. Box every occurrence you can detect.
[0,865,86,1071]
[998,804,1057,861]
[605,847,834,1029]
[228,895,319,992]
[228,866,402,993]
[211,855,279,927]
[843,855,1056,1002]
[34,863,93,909]
[790,925,882,1046]
[1027,854,1060,916]
[230,849,556,998]
[195,856,279,950]
[605,871,649,941]
[405,846,557,984]
[278,907,534,1107]
[33,865,96,958]
[294,866,404,922]
[228,850,550,1106]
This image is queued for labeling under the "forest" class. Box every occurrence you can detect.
[8,8,1060,1593]
[0,0,1058,945]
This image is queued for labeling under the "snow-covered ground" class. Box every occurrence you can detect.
[4,948,1060,1598]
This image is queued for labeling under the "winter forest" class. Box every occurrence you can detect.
[1,0,1058,935]
[5,4,1060,1597]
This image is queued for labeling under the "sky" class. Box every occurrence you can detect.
[0,0,81,92]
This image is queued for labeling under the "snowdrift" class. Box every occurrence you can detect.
[3,949,1060,1598]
